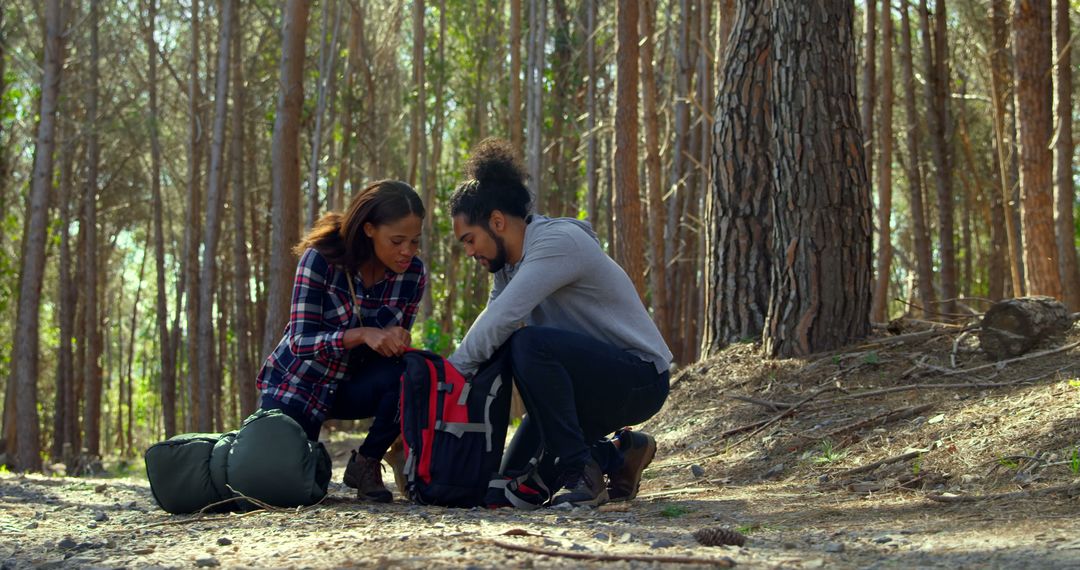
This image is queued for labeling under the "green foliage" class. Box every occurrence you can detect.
[811,440,848,465]
[997,456,1020,470]
[1070,449,1080,475]
[418,317,452,355]
[912,453,923,476]
[862,351,880,365]
[660,504,691,518]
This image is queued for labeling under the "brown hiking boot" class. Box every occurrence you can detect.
[608,430,657,501]
[343,450,393,503]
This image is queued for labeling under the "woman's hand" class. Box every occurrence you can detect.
[359,327,406,357]
[385,326,412,349]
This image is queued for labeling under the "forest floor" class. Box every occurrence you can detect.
[3,319,1080,569]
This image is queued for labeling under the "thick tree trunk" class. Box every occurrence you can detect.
[83,0,103,459]
[184,0,204,433]
[509,0,523,154]
[765,0,873,358]
[1013,0,1061,299]
[1053,0,1080,310]
[196,0,234,433]
[702,0,771,354]
[613,0,645,300]
[639,0,668,341]
[229,10,255,419]
[147,0,177,438]
[900,0,936,317]
[978,296,1073,359]
[262,0,311,362]
[990,0,1024,297]
[9,0,64,471]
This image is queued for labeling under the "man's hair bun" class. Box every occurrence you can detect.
[465,138,526,186]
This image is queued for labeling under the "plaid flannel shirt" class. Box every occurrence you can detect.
[256,247,427,423]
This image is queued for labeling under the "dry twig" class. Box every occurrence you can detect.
[485,539,736,566]
[832,450,926,479]
[927,482,1080,503]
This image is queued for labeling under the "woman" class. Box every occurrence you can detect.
[257,180,426,502]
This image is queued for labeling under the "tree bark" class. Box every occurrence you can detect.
[1013,0,1061,299]
[183,0,204,432]
[9,0,64,470]
[1052,0,1080,310]
[147,0,177,438]
[990,0,1024,297]
[525,0,546,201]
[196,0,234,433]
[919,0,956,315]
[308,0,343,227]
[765,0,873,358]
[262,0,311,362]
[53,109,76,460]
[509,0,523,155]
[613,0,645,300]
[862,0,877,198]
[584,0,598,226]
[978,296,1072,359]
[412,0,431,318]
[900,7,937,313]
[702,0,772,354]
[639,0,668,342]
[871,2,895,323]
[83,0,103,459]
[229,5,255,419]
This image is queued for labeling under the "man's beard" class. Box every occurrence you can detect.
[481,227,509,273]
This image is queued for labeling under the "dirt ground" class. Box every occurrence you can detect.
[3,320,1080,569]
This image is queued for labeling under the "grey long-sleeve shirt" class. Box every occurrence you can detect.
[448,215,672,377]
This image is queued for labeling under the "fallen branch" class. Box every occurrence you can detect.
[729,394,792,411]
[926,482,1080,504]
[809,404,934,444]
[725,387,836,450]
[486,539,736,566]
[941,340,1080,376]
[832,450,925,479]
[637,487,715,500]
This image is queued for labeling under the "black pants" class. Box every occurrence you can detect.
[500,326,669,485]
[261,349,403,460]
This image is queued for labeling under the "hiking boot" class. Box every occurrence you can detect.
[551,458,609,507]
[343,450,393,503]
[608,429,657,501]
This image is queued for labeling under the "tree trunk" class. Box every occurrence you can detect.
[1053,0,1080,310]
[525,0,546,201]
[871,3,895,323]
[1013,0,1061,299]
[83,0,103,459]
[919,0,956,315]
[147,0,177,438]
[334,3,361,212]
[509,0,523,154]
[613,0,645,300]
[584,0,598,226]
[183,0,204,433]
[8,0,64,471]
[702,0,772,355]
[765,0,873,358]
[412,0,431,318]
[308,0,343,227]
[53,111,76,460]
[898,0,933,315]
[124,231,149,455]
[862,0,876,198]
[667,0,694,350]
[990,0,1024,297]
[196,0,234,433]
[639,0,668,342]
[230,7,255,419]
[978,296,1072,359]
[262,0,311,362]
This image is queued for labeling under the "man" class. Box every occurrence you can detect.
[447,138,672,507]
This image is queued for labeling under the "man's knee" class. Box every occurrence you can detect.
[507,326,552,362]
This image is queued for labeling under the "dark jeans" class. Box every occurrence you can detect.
[261,349,403,460]
[500,326,669,485]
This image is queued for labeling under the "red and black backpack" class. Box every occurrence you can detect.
[399,348,513,507]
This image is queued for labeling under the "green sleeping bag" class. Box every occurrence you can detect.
[144,409,331,514]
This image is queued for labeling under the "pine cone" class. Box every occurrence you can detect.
[693,527,746,547]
